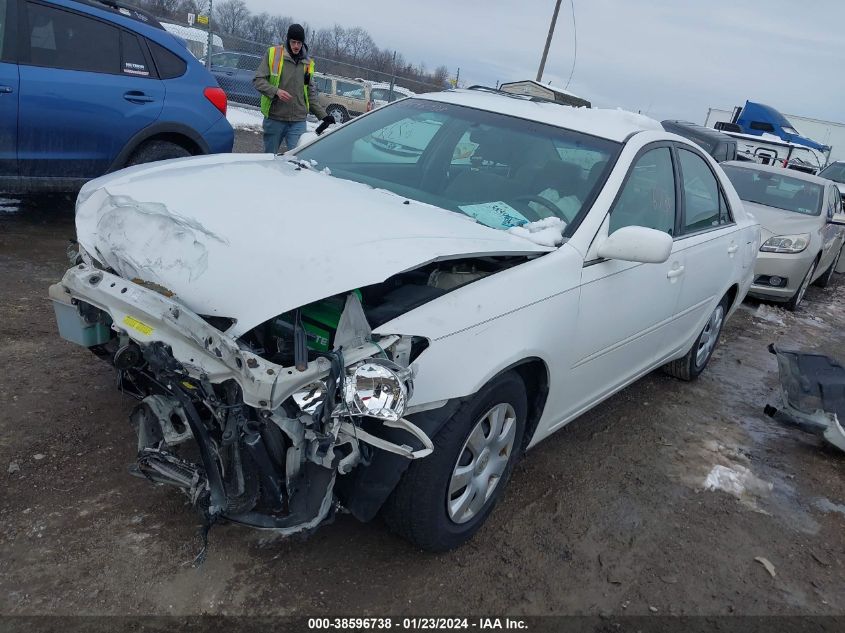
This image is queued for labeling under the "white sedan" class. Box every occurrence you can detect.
[51,89,760,551]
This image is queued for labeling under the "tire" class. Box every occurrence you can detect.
[326,104,349,123]
[785,259,817,311]
[815,248,841,289]
[663,295,729,381]
[126,140,192,167]
[382,372,528,552]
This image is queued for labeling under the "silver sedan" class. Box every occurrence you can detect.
[721,161,845,310]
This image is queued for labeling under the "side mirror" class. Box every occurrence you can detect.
[596,226,673,264]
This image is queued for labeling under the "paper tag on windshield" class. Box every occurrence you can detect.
[458,201,529,230]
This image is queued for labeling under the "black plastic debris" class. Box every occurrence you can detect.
[765,343,845,452]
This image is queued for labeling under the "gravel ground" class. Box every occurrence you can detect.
[1,131,844,618]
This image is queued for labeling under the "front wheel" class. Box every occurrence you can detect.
[664,295,729,381]
[815,248,841,289]
[785,259,817,311]
[382,372,527,552]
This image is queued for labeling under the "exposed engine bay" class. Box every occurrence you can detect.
[51,248,530,552]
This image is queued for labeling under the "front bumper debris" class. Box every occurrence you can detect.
[765,343,845,452]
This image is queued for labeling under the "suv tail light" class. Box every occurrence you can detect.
[204,87,227,115]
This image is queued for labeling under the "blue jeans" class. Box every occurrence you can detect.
[262,118,307,154]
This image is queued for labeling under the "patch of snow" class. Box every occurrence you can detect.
[704,464,773,498]
[815,497,845,517]
[753,303,787,326]
[226,106,264,131]
[508,217,566,247]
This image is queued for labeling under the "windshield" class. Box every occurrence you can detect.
[819,163,845,184]
[296,99,620,233]
[722,165,823,216]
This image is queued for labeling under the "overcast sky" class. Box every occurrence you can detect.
[248,0,845,124]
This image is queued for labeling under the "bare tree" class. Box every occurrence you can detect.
[268,15,293,44]
[213,0,249,36]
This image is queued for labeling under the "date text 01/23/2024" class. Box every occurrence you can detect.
[307,618,528,630]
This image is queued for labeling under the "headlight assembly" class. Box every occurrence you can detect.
[760,233,810,254]
[339,359,413,422]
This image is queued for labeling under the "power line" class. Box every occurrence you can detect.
[564,0,577,90]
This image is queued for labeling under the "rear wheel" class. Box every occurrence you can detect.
[126,140,192,167]
[382,372,527,552]
[664,295,729,381]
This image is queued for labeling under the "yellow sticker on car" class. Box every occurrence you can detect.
[123,315,154,336]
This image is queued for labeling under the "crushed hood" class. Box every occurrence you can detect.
[75,153,551,336]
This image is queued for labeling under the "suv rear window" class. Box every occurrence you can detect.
[25,2,120,74]
[147,39,186,79]
[121,32,150,77]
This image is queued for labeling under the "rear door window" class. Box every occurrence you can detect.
[121,32,150,77]
[25,2,120,74]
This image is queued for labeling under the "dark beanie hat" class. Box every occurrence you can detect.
[287,24,305,42]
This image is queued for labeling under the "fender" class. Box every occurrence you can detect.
[107,122,210,172]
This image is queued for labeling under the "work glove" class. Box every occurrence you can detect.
[315,115,335,136]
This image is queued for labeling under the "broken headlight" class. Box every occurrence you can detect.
[340,359,412,422]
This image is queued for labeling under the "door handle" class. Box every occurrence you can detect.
[123,91,155,103]
[727,244,739,256]
[0,86,12,94]
[667,265,685,279]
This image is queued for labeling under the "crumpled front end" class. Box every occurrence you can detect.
[51,258,434,540]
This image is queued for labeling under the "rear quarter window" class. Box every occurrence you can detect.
[147,39,186,79]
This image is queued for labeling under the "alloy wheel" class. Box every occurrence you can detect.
[695,304,725,369]
[447,403,517,524]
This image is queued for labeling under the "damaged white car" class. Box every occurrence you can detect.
[51,89,760,552]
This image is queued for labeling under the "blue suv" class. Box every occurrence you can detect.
[0,0,234,193]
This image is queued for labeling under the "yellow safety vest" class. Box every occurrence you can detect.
[260,46,315,117]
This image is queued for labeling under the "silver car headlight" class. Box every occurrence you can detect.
[340,359,413,422]
[760,233,810,254]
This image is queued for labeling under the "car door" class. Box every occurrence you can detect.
[568,145,686,411]
[17,1,164,180]
[0,0,18,180]
[671,145,744,342]
[210,51,239,98]
[234,53,260,105]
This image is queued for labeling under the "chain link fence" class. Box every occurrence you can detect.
[153,14,444,111]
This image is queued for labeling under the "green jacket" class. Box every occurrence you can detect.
[253,45,326,122]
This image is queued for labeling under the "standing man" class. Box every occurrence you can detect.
[253,24,333,153]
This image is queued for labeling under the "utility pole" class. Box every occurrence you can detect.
[205,0,213,70]
[454,67,460,88]
[536,0,562,82]
[388,50,397,102]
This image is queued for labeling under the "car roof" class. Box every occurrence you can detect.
[68,0,165,29]
[661,120,735,144]
[722,160,833,186]
[415,89,663,142]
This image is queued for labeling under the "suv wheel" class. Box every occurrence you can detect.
[382,372,527,552]
[126,140,192,167]
[326,104,349,123]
